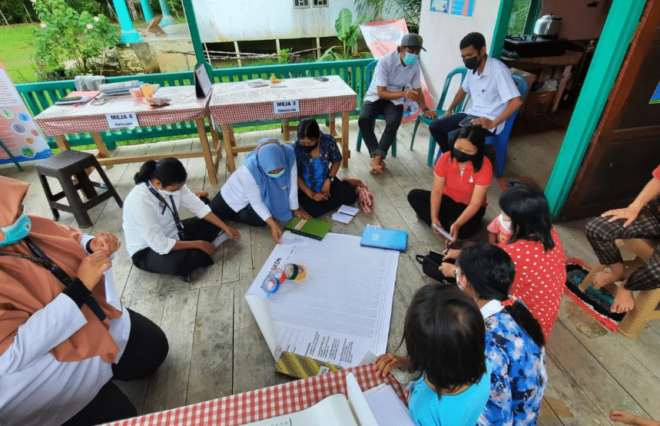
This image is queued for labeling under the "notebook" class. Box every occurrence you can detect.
[360,228,408,252]
[274,351,341,379]
[55,91,100,105]
[364,384,416,426]
[285,217,332,241]
[331,205,359,224]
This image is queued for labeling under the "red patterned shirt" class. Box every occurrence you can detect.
[499,228,566,339]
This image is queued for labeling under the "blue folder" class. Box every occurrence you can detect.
[360,228,408,252]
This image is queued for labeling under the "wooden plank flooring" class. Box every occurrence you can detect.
[2,117,659,425]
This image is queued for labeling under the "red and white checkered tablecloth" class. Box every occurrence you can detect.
[34,87,210,136]
[101,363,405,426]
[209,76,357,125]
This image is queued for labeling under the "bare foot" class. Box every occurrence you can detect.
[370,159,385,174]
[611,285,635,313]
[593,270,627,290]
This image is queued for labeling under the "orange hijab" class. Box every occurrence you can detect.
[0,177,122,363]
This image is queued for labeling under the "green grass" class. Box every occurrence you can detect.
[0,24,40,83]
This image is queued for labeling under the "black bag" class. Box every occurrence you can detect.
[416,250,447,283]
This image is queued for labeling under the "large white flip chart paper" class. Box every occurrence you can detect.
[245,232,399,368]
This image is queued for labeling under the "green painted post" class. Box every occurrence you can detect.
[140,0,154,22]
[112,0,142,44]
[158,0,175,26]
[544,0,647,219]
[490,0,514,59]
[180,0,207,68]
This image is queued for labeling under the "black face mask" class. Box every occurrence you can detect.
[301,142,318,153]
[452,147,476,163]
[463,56,481,72]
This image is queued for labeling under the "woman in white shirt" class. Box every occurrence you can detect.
[0,176,168,426]
[123,158,241,281]
[210,138,309,244]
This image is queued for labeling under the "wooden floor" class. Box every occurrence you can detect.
[3,116,659,425]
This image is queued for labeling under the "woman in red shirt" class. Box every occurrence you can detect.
[408,126,492,242]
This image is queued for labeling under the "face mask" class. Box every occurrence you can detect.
[267,170,285,179]
[498,213,512,231]
[452,147,476,163]
[160,188,181,196]
[403,52,419,66]
[301,142,318,153]
[0,211,31,247]
[463,56,481,71]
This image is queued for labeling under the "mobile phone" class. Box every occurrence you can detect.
[313,77,329,82]
[91,98,108,106]
[458,115,480,127]
[433,223,456,242]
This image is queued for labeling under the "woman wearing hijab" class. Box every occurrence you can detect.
[0,176,168,426]
[210,138,309,244]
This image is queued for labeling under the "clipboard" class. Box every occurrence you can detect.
[194,63,212,98]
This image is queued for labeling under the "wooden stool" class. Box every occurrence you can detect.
[580,239,660,338]
[36,151,123,228]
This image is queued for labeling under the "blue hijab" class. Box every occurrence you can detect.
[243,138,296,222]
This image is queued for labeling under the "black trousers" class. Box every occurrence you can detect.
[358,99,404,159]
[209,192,267,227]
[61,309,169,426]
[429,113,495,154]
[298,178,358,218]
[407,189,486,240]
[132,217,219,277]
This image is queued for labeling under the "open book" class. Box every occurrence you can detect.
[242,373,414,426]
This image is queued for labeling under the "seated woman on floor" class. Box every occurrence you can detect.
[444,186,567,340]
[293,118,364,218]
[375,284,491,426]
[408,126,492,243]
[0,176,168,426]
[210,138,309,244]
[453,244,547,426]
[123,158,241,282]
[585,163,660,313]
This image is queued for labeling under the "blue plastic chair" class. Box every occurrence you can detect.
[433,75,529,176]
[356,60,397,157]
[409,67,468,166]
[485,75,528,177]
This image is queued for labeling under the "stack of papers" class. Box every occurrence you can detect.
[99,80,142,96]
[331,205,359,224]
[364,384,416,426]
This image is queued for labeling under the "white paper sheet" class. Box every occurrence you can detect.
[364,385,416,426]
[338,205,359,216]
[245,233,399,368]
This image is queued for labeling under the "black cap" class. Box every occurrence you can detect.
[400,33,426,51]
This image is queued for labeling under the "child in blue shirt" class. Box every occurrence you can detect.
[375,284,491,426]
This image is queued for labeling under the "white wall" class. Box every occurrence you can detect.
[418,0,502,109]
[193,0,362,42]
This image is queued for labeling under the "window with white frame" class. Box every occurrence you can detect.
[312,0,328,6]
[294,0,310,8]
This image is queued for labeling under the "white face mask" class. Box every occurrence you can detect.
[498,213,512,231]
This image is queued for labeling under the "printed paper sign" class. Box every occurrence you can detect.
[430,0,475,18]
[650,80,660,105]
[274,100,300,114]
[106,112,139,129]
[0,60,51,165]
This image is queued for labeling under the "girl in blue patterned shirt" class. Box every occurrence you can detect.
[294,118,363,217]
[375,285,491,426]
[455,244,547,426]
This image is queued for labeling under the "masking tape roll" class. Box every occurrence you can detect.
[285,264,306,281]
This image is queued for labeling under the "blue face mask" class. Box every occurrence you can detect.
[267,170,285,179]
[403,52,419,66]
[0,211,31,247]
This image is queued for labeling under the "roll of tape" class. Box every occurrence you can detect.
[285,264,306,281]
[262,268,286,294]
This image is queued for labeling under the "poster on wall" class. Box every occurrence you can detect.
[359,20,434,124]
[0,60,50,165]
[650,80,660,104]
[430,0,476,18]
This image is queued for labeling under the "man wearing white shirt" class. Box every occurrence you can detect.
[429,32,523,154]
[359,33,438,174]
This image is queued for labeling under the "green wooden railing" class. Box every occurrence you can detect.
[15,59,373,150]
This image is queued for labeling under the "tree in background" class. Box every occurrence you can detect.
[318,8,368,61]
[0,0,113,25]
[32,0,120,75]
[355,0,422,32]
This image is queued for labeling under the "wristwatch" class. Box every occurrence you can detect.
[453,268,459,278]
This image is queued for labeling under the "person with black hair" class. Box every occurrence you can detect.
[428,32,523,154]
[444,186,566,339]
[122,158,241,281]
[375,284,491,426]
[359,33,437,174]
[293,118,364,217]
[450,244,547,426]
[408,125,491,242]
